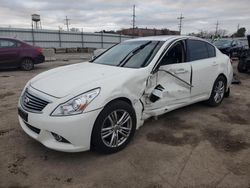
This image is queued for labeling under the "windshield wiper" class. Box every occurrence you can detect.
[118,41,152,67]
[140,41,160,67]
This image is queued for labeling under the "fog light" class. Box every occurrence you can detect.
[52,132,63,142]
[51,132,70,143]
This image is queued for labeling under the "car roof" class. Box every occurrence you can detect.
[214,39,233,42]
[126,35,206,42]
[0,37,23,42]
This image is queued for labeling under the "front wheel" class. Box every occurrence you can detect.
[91,100,136,154]
[206,76,226,107]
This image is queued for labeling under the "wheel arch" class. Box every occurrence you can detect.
[105,97,133,106]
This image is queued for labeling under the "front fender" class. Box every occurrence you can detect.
[85,69,149,128]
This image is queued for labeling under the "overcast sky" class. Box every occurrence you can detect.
[0,0,250,35]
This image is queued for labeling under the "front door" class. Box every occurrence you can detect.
[142,40,192,118]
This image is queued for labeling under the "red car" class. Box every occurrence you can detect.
[0,37,45,71]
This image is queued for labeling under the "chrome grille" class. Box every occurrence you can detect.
[21,90,49,112]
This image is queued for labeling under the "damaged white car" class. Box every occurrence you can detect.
[18,36,233,153]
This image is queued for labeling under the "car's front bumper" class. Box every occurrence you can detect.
[18,102,102,152]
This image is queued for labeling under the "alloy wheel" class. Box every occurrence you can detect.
[214,80,225,103]
[22,59,33,70]
[101,110,132,148]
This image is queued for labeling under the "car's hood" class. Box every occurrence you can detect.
[214,44,230,49]
[30,62,130,98]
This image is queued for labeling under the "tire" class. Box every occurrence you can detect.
[206,76,226,107]
[237,60,247,73]
[91,100,136,154]
[20,58,34,71]
[224,88,230,98]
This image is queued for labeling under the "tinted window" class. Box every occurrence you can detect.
[160,41,186,65]
[232,40,237,46]
[187,40,208,61]
[206,43,216,58]
[0,40,17,48]
[213,40,232,47]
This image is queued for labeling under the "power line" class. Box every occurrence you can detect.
[132,5,136,37]
[177,13,184,35]
[64,16,71,31]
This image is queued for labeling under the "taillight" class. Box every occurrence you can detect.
[36,47,43,53]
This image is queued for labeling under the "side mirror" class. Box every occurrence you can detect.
[91,55,96,61]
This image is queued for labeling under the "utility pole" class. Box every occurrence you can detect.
[64,16,70,31]
[237,23,240,31]
[215,20,219,36]
[177,13,184,35]
[132,5,136,37]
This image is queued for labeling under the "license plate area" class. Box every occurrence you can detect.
[18,108,28,122]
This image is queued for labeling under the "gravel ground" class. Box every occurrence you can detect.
[0,56,249,188]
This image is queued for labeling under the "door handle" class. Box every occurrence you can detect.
[172,68,188,74]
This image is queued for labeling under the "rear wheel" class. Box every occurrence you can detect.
[238,61,247,73]
[20,58,34,71]
[91,100,136,154]
[206,76,226,106]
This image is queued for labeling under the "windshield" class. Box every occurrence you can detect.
[213,40,232,47]
[93,40,163,68]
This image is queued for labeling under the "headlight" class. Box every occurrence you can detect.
[51,88,100,116]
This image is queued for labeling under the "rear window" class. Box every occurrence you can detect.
[206,43,216,58]
[187,39,216,61]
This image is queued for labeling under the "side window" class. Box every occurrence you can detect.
[206,43,216,58]
[187,40,208,61]
[160,41,186,65]
[0,40,17,48]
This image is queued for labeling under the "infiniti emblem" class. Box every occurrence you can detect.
[24,96,30,104]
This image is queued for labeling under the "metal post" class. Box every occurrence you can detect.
[215,21,219,36]
[81,30,84,48]
[177,13,184,35]
[132,5,136,37]
[58,30,62,48]
[31,27,35,46]
[101,32,104,48]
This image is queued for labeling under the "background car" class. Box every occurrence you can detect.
[238,35,250,73]
[0,37,45,71]
[213,39,244,57]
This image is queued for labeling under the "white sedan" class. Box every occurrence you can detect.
[18,36,233,153]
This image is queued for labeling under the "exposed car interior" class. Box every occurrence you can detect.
[160,41,185,65]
